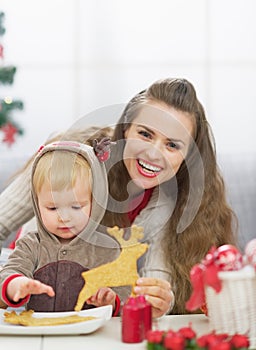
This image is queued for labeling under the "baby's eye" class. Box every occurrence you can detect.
[138,130,151,139]
[72,205,82,210]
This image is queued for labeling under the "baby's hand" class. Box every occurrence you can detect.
[86,287,116,310]
[7,276,55,302]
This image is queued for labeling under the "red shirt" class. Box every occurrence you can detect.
[127,188,154,223]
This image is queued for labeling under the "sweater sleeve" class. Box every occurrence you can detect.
[0,162,34,251]
[0,233,38,300]
[1,274,30,307]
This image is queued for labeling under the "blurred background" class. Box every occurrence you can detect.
[1,0,256,157]
[0,0,256,247]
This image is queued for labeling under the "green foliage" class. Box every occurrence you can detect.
[0,66,16,84]
[0,99,24,130]
[0,12,5,36]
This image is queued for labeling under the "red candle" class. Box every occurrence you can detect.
[121,295,152,343]
[137,295,152,338]
[122,297,144,343]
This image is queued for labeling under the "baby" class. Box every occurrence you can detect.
[0,140,125,315]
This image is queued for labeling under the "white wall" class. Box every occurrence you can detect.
[0,0,256,159]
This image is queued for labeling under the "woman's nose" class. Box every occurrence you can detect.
[145,141,163,160]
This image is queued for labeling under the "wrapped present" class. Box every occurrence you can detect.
[186,241,256,348]
[186,245,243,312]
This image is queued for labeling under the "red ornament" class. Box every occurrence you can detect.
[1,122,18,146]
[231,334,250,348]
[146,329,164,344]
[214,244,243,271]
[146,327,250,350]
[177,326,197,340]
[164,333,185,350]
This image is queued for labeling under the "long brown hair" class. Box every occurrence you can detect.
[103,78,238,313]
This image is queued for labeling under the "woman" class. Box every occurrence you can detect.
[0,78,237,316]
[103,78,237,314]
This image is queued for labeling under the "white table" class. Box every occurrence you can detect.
[0,314,209,350]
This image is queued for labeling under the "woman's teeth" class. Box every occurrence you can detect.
[138,159,161,173]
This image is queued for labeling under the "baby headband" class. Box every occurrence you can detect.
[37,137,115,163]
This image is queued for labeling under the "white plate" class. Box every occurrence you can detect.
[0,305,112,335]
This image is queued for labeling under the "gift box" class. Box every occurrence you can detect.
[186,242,256,349]
[206,267,256,348]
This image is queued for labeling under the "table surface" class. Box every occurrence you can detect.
[0,314,210,350]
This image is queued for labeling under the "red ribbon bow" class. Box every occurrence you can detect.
[186,246,222,311]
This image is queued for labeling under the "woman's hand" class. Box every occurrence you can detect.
[134,277,174,318]
[86,287,116,310]
[7,276,55,302]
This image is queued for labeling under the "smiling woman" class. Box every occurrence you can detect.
[102,78,237,315]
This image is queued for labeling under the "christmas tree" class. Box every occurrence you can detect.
[0,11,24,146]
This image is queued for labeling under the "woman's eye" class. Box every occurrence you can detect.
[48,207,57,211]
[167,141,180,150]
[72,206,82,210]
[138,130,151,139]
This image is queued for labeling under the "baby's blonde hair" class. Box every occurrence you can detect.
[33,150,92,194]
